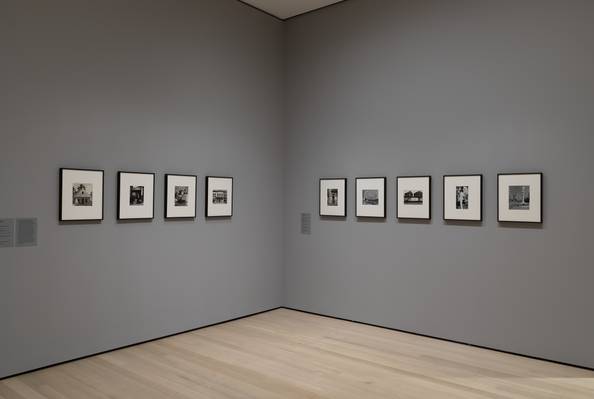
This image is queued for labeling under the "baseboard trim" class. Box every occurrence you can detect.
[0,306,282,381]
[283,306,594,372]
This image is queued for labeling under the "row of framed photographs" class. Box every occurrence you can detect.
[60,168,233,221]
[320,173,543,223]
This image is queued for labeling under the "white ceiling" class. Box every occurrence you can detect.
[241,0,346,20]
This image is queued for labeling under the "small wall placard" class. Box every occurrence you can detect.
[0,218,15,248]
[301,213,311,235]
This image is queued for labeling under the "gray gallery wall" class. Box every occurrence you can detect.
[284,0,594,368]
[2,0,594,379]
[0,0,284,378]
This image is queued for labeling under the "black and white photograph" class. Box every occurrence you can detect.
[60,168,104,221]
[327,189,339,206]
[165,174,197,219]
[509,185,530,210]
[175,186,189,207]
[498,173,542,223]
[443,175,482,221]
[456,186,469,209]
[72,183,93,206]
[118,172,155,220]
[129,186,144,206]
[206,176,233,217]
[403,190,423,205]
[213,190,228,204]
[319,178,347,217]
[355,177,386,218]
[397,176,431,220]
[362,190,379,205]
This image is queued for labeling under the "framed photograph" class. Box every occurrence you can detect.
[205,176,233,217]
[397,176,431,220]
[355,177,386,218]
[443,175,483,221]
[60,168,104,221]
[498,173,542,223]
[319,178,347,217]
[165,174,197,219]
[118,171,155,220]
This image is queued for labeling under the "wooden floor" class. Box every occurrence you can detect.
[1,309,593,398]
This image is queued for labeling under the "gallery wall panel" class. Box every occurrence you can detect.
[284,0,594,369]
[0,0,284,378]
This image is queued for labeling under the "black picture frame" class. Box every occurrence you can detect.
[319,178,347,217]
[355,177,387,218]
[117,171,156,221]
[59,168,105,222]
[205,176,234,218]
[497,172,543,223]
[164,174,198,220]
[396,175,432,220]
[442,174,483,222]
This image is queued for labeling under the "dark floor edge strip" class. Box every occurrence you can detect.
[282,306,594,372]
[0,306,282,381]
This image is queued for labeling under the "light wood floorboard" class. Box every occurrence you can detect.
[1,308,593,398]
